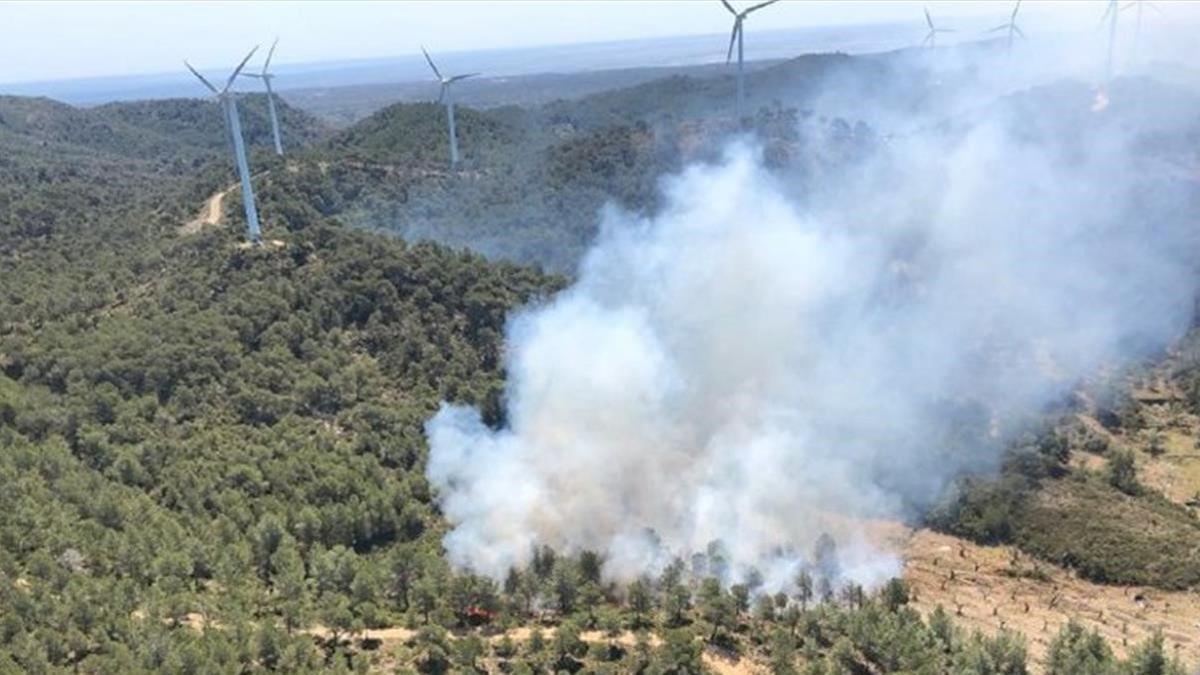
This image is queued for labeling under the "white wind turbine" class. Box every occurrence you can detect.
[185,47,263,244]
[921,6,955,49]
[421,46,480,167]
[241,38,284,156]
[986,0,1025,56]
[720,0,780,119]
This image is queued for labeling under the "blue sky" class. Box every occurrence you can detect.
[0,1,1123,85]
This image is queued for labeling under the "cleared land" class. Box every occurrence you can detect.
[903,528,1200,670]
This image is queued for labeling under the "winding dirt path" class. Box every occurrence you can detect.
[304,623,763,673]
[180,183,235,235]
[178,158,482,238]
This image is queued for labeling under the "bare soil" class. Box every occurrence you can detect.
[902,528,1200,671]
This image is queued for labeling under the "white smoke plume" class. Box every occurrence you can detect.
[426,55,1200,590]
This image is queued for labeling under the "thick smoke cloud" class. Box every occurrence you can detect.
[426,55,1200,590]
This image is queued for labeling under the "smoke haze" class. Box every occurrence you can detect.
[426,46,1200,590]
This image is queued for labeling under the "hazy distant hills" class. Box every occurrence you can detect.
[0,22,922,107]
[0,93,331,171]
[273,47,958,271]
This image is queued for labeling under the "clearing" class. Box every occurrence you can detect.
[902,528,1200,670]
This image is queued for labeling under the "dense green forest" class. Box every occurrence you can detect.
[1,46,1198,674]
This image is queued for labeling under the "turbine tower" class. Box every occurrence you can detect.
[921,6,955,49]
[421,46,479,168]
[1100,0,1120,83]
[987,0,1025,56]
[720,0,779,119]
[1121,0,1161,66]
[185,47,263,244]
[241,38,284,156]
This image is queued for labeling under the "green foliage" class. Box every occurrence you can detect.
[697,577,735,643]
[879,578,909,613]
[1106,449,1141,495]
[654,628,704,675]
[1015,478,1200,588]
[931,426,1200,589]
[1046,621,1116,675]
[951,631,1028,675]
[1123,632,1188,675]
[0,92,558,668]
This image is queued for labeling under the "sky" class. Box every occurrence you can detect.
[0,1,1128,85]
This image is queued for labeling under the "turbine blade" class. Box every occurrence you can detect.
[925,6,934,30]
[921,33,933,47]
[744,0,779,14]
[264,37,278,73]
[184,60,219,94]
[986,24,1009,32]
[726,20,739,64]
[224,45,260,92]
[449,73,480,83]
[720,0,737,16]
[1012,0,1022,20]
[1013,24,1026,39]
[421,45,443,80]
[240,72,264,79]
[1148,2,1164,14]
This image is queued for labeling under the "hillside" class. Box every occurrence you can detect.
[96,94,333,159]
[0,94,330,167]
[2,40,1200,675]
[261,42,1041,274]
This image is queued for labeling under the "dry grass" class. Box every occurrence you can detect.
[902,528,1200,672]
[1094,362,1200,508]
[314,622,765,674]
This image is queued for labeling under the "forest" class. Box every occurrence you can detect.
[1,42,1199,674]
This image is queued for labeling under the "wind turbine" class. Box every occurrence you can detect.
[720,0,779,119]
[185,47,263,244]
[421,46,479,168]
[1121,0,1161,66]
[241,38,284,156]
[986,0,1025,55]
[921,6,955,49]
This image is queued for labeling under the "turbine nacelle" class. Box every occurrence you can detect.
[922,6,956,48]
[184,45,259,101]
[422,47,479,85]
[721,0,778,65]
[983,0,1024,50]
[240,38,280,83]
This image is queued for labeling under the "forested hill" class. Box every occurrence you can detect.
[0,83,564,672]
[262,44,994,274]
[1,94,330,166]
[0,93,331,250]
[1,44,1198,673]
